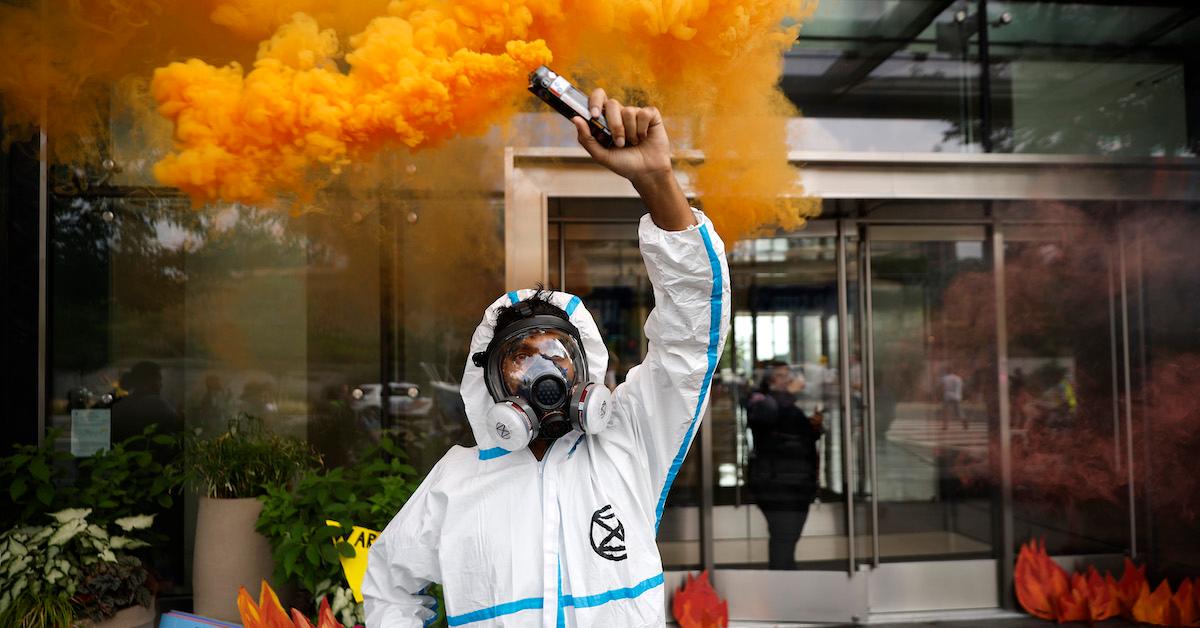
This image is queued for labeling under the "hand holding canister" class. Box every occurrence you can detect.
[528,66,614,147]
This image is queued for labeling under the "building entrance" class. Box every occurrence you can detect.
[510,149,1198,622]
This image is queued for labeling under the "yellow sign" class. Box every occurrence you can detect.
[325,520,381,603]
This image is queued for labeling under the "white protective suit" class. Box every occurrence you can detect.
[363,209,730,627]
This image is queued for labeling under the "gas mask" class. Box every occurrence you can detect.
[472,313,612,451]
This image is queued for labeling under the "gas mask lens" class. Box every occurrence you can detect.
[496,329,582,410]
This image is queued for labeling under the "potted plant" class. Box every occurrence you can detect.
[0,508,156,628]
[256,436,425,627]
[1,427,181,535]
[184,415,318,622]
[0,426,183,623]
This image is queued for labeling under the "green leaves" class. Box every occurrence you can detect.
[36,485,54,506]
[8,478,26,502]
[29,458,51,483]
[255,437,422,605]
[0,426,184,534]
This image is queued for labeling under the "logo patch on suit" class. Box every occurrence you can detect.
[589,505,627,561]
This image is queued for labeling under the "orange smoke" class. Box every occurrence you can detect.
[1,0,822,240]
[151,10,551,204]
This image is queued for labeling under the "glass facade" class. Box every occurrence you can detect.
[2,0,1198,622]
[548,197,1200,604]
[780,0,1197,156]
[39,148,506,595]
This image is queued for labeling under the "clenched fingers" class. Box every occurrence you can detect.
[604,98,625,147]
[588,88,606,119]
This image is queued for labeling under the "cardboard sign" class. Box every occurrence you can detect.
[325,520,381,603]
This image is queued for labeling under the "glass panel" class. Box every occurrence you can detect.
[47,153,503,599]
[388,194,506,471]
[1124,205,1200,580]
[986,1,1195,156]
[48,192,384,594]
[785,0,983,153]
[868,225,997,562]
[1003,216,1128,556]
[718,223,856,570]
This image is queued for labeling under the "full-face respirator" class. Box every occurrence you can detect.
[472,311,611,451]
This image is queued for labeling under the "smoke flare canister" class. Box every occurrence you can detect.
[528,66,614,148]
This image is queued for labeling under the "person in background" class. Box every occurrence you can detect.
[746,361,823,570]
[940,368,965,430]
[112,361,181,445]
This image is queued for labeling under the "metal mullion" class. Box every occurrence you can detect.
[37,130,48,445]
[1135,222,1152,559]
[836,219,856,572]
[1107,245,1122,472]
[847,217,1093,227]
[992,222,1015,609]
[1118,224,1138,558]
[557,223,566,291]
[860,225,881,567]
[700,405,715,574]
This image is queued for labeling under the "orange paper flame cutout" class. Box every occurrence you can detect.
[237,580,345,628]
[1015,539,1200,626]
[672,570,728,628]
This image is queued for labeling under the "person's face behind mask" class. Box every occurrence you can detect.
[499,330,579,402]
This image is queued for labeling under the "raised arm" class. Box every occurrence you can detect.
[570,89,694,231]
[573,94,731,530]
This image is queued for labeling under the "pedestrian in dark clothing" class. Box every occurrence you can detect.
[746,362,823,570]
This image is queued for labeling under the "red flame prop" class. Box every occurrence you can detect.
[1015,539,1200,626]
[672,570,729,628]
[237,580,344,628]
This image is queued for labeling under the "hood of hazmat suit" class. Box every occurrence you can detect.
[363,209,731,628]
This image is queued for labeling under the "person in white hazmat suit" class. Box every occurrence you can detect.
[363,88,731,628]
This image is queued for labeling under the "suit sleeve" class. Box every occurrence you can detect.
[607,208,731,529]
[362,458,446,628]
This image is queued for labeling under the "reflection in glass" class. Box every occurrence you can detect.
[1003,219,1127,555]
[986,1,1195,156]
[719,227,851,569]
[746,363,824,569]
[784,0,983,153]
[869,228,996,562]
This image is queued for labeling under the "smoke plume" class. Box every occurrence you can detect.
[0,0,823,240]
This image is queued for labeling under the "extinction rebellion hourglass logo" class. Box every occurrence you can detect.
[589,505,627,561]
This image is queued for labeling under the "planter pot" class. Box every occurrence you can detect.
[84,601,156,628]
[193,496,275,622]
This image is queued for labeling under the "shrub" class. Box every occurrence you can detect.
[183,415,319,499]
[0,427,180,532]
[257,436,423,626]
[0,509,155,627]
